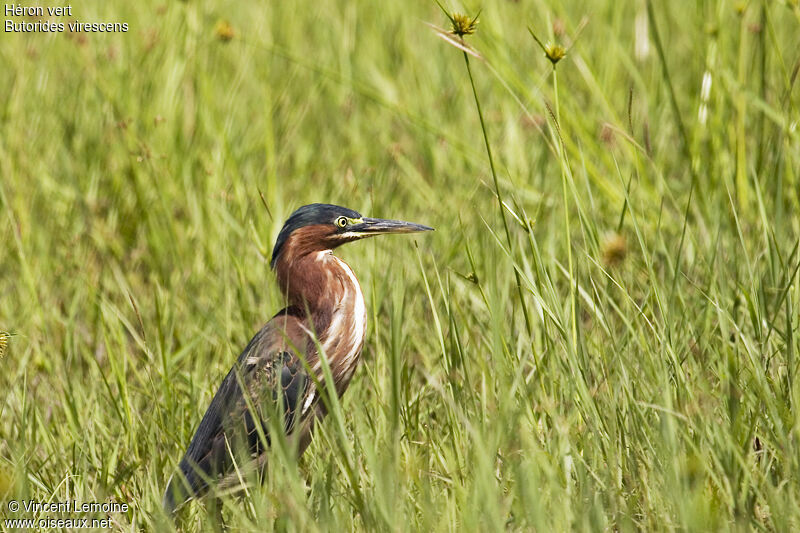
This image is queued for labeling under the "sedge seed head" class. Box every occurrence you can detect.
[450,12,479,37]
[544,42,566,65]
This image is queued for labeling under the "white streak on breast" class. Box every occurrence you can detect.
[305,254,367,383]
[335,257,367,369]
[301,390,316,416]
[322,286,347,354]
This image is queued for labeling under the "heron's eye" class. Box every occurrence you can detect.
[335,217,348,228]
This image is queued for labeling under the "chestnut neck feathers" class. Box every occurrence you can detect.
[273,225,347,311]
[272,224,367,388]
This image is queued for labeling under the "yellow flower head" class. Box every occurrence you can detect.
[450,12,478,37]
[214,19,235,42]
[544,43,566,65]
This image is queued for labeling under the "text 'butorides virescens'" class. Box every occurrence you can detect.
[163,203,433,513]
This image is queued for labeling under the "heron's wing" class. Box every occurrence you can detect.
[163,310,315,513]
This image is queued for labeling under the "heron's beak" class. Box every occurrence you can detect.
[351,217,434,236]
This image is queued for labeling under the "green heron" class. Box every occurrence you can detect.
[163,203,433,513]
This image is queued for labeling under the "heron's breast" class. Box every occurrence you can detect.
[320,256,367,387]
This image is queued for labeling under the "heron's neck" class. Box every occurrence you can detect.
[274,249,367,391]
[274,250,366,337]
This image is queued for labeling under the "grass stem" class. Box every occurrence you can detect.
[462,51,533,338]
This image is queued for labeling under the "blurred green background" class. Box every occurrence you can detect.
[1,0,799,530]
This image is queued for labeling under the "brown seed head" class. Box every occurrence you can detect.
[601,233,627,266]
[552,18,565,37]
[599,122,615,146]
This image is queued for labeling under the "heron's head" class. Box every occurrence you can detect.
[270,203,433,268]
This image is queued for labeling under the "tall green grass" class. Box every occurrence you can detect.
[1,0,799,530]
